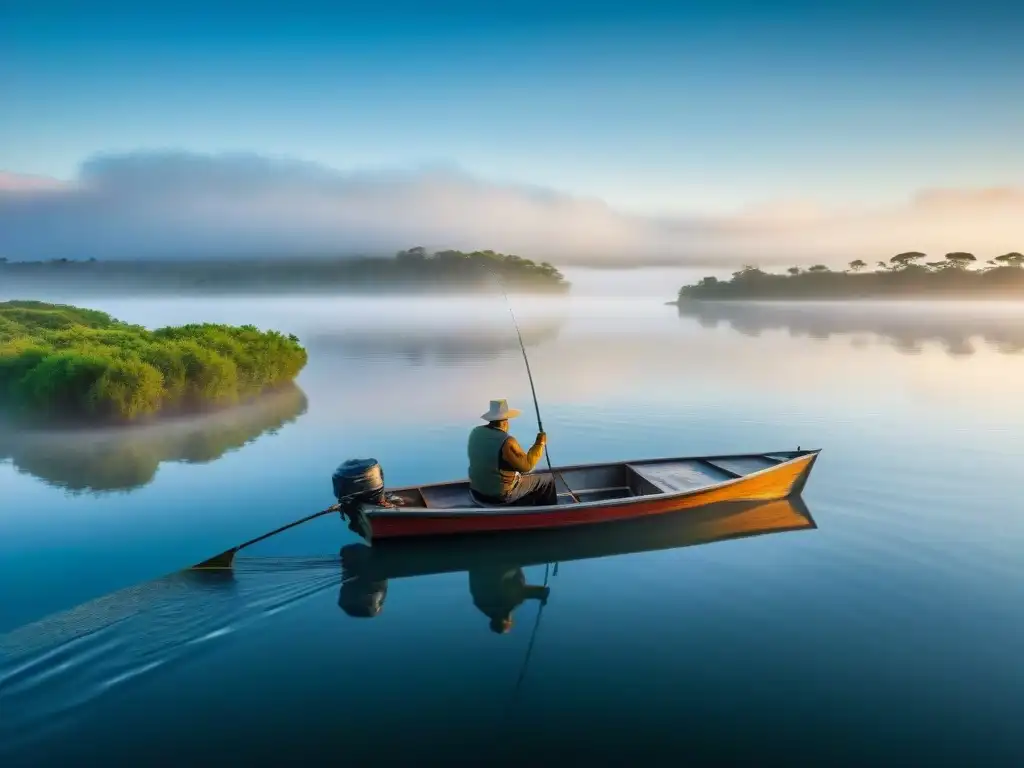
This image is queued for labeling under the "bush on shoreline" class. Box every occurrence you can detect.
[0,301,308,425]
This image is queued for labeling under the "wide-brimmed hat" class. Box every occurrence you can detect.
[480,399,521,421]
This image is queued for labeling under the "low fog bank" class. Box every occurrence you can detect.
[559,266,721,298]
[2,151,1022,268]
[0,263,704,303]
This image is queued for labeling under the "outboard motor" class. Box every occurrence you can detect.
[331,458,386,541]
[338,543,387,617]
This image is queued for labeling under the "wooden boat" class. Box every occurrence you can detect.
[357,448,820,540]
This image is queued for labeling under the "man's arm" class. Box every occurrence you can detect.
[501,434,545,472]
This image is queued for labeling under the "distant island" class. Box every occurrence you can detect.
[0,300,308,426]
[673,252,1024,302]
[0,248,571,296]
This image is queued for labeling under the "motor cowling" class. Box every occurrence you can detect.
[332,458,385,504]
[331,458,385,541]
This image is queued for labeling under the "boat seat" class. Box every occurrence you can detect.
[419,482,575,509]
[418,483,477,509]
[625,460,736,493]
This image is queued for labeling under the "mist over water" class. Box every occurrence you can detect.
[560,265,720,297]
[2,278,1023,764]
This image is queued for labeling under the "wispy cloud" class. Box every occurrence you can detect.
[0,172,69,193]
[1,151,1021,267]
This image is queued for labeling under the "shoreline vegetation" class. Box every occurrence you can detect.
[673,252,1024,302]
[0,300,308,427]
[0,248,570,295]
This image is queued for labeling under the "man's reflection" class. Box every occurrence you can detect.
[339,550,549,633]
[469,565,550,634]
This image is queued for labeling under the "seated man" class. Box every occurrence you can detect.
[467,399,558,506]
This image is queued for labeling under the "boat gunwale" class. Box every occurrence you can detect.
[368,448,821,518]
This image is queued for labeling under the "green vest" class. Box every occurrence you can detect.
[467,424,518,498]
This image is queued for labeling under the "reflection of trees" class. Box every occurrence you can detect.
[677,301,1024,356]
[305,319,564,366]
[339,498,816,627]
[0,384,308,494]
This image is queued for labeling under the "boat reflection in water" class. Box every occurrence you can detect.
[338,496,817,631]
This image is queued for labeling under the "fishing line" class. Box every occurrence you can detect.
[509,561,551,707]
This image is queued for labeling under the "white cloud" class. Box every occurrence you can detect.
[0,151,1022,266]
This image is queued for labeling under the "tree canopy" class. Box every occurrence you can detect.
[945,251,977,267]
[994,252,1024,267]
[890,251,927,267]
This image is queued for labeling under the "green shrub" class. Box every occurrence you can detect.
[137,342,189,406]
[0,341,50,396]
[175,340,240,408]
[88,357,165,421]
[13,350,111,418]
[0,301,308,426]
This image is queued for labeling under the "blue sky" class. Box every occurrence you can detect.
[1,1,1022,265]
[5,0,1022,215]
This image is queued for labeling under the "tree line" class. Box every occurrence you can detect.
[0,248,570,293]
[842,251,1024,273]
[677,251,1024,301]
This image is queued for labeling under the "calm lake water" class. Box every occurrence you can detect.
[2,277,1024,764]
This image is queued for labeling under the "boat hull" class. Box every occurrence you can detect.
[362,449,820,540]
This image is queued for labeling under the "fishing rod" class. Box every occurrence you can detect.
[492,271,579,504]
